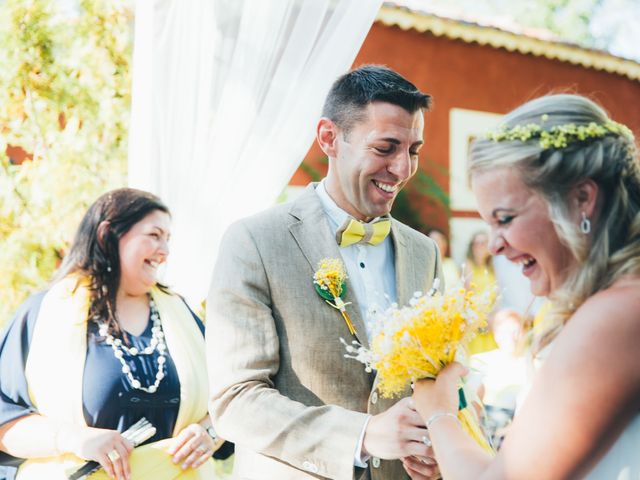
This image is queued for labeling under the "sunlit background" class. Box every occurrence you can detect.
[2,0,639,326]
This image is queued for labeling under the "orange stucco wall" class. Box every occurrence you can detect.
[292,22,640,233]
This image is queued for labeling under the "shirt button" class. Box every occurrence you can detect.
[302,461,318,473]
[372,457,381,468]
[371,390,378,404]
[359,262,365,268]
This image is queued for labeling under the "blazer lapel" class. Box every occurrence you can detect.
[288,184,369,348]
[392,220,432,309]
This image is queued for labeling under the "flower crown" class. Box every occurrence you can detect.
[486,116,635,150]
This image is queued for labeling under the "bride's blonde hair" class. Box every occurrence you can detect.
[470,94,640,350]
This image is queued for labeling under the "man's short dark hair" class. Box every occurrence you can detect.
[321,64,432,133]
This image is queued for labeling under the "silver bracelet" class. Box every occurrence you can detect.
[426,411,458,430]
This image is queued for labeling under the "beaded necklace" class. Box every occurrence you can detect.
[98,297,167,393]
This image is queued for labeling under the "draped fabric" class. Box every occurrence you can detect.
[128,0,383,304]
[18,440,217,480]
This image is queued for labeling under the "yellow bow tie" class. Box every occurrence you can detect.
[336,217,391,248]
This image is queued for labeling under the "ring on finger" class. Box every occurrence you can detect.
[421,435,432,447]
[107,449,121,462]
[196,444,208,454]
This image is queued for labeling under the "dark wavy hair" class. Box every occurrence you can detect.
[53,188,170,335]
[321,64,432,135]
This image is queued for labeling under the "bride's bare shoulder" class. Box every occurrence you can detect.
[577,275,640,321]
[557,275,640,370]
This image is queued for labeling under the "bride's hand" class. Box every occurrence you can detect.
[412,362,468,423]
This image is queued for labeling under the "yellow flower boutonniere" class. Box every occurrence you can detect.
[313,258,359,340]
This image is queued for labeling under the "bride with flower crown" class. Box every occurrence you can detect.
[407,94,640,479]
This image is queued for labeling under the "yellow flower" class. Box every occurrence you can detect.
[485,118,634,151]
[343,281,497,454]
[314,258,357,337]
[313,258,347,298]
[347,283,496,398]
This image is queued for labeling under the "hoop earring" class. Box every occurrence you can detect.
[580,212,591,234]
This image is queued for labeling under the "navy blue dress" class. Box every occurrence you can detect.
[0,292,231,480]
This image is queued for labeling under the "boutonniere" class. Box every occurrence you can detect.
[313,258,359,340]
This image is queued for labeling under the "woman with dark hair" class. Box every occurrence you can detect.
[411,94,640,479]
[0,188,230,480]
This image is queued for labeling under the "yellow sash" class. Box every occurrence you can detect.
[18,276,214,479]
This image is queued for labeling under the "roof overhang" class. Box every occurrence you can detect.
[376,5,640,82]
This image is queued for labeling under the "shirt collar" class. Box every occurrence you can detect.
[316,180,386,233]
[315,180,349,232]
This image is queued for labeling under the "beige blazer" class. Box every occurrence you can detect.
[207,184,442,480]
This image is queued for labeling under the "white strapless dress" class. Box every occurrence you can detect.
[584,413,640,479]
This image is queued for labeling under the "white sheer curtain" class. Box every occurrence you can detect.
[128,0,382,305]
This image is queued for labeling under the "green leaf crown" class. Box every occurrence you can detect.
[486,115,635,150]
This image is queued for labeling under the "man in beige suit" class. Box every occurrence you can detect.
[207,65,442,479]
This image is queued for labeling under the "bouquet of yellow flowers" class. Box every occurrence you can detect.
[343,279,496,453]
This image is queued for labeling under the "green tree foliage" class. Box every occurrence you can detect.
[391,167,450,233]
[424,0,640,62]
[0,0,132,326]
[509,0,602,47]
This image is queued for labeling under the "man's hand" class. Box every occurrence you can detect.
[402,455,441,479]
[362,397,435,462]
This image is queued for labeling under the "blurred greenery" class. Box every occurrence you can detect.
[422,0,640,62]
[501,0,639,58]
[392,166,450,233]
[0,0,132,327]
[0,5,236,472]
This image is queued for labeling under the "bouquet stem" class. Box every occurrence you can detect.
[458,407,495,455]
[340,309,357,336]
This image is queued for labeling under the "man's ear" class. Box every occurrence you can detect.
[317,117,339,158]
[571,178,599,218]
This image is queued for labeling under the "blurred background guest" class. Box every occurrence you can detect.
[471,309,528,449]
[464,231,498,355]
[428,229,460,288]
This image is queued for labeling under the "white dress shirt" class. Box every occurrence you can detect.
[315,180,398,467]
[315,181,397,340]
